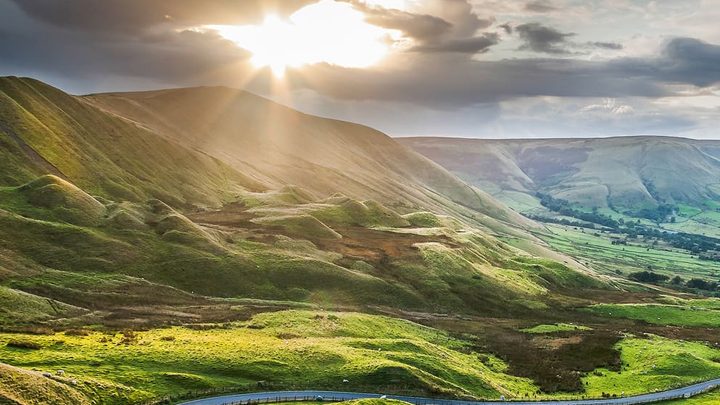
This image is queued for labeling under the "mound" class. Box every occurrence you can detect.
[0,286,84,325]
[253,215,342,240]
[0,363,90,405]
[402,211,442,228]
[240,186,316,207]
[18,175,105,226]
[311,198,410,228]
[152,211,225,252]
[104,209,146,230]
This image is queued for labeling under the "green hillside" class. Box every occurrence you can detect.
[401,136,720,212]
[402,136,720,284]
[3,77,720,404]
[0,76,601,321]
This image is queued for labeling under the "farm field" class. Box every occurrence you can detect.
[535,225,720,279]
[585,300,720,328]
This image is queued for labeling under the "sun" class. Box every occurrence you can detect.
[207,0,393,77]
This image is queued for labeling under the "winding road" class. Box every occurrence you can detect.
[179,378,720,405]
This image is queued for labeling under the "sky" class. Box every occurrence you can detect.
[1,0,719,139]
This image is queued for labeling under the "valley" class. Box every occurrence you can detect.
[1,77,720,404]
[401,137,720,293]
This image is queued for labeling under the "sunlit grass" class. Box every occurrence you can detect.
[583,335,720,397]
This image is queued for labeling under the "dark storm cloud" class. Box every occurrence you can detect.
[514,23,622,54]
[2,0,719,109]
[516,22,575,54]
[288,36,720,107]
[607,37,720,87]
[9,0,314,33]
[411,33,499,53]
[286,55,667,108]
[0,0,252,90]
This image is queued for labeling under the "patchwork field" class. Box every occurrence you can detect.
[585,299,720,328]
[534,225,720,280]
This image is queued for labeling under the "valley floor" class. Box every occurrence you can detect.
[4,307,720,404]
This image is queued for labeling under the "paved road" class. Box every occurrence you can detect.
[179,378,720,405]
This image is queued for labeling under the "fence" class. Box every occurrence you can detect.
[168,378,720,405]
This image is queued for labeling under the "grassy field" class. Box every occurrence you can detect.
[583,335,720,397]
[0,310,537,404]
[520,323,592,334]
[585,300,720,328]
[536,224,720,279]
[3,310,720,404]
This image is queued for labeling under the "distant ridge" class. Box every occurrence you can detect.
[400,136,720,210]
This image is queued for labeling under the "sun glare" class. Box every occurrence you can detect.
[207,0,392,77]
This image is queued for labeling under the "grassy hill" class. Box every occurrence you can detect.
[401,136,720,282]
[85,86,530,230]
[0,76,601,322]
[3,77,720,404]
[400,136,720,212]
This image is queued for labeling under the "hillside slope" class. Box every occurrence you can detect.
[84,87,532,231]
[401,136,720,211]
[0,76,602,324]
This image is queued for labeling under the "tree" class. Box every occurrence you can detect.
[628,271,668,284]
[670,276,684,285]
[686,278,718,291]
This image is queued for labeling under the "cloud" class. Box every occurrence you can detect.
[513,23,623,54]
[9,0,314,33]
[344,1,452,41]
[416,0,493,37]
[516,22,575,54]
[607,37,720,87]
[589,41,624,50]
[2,0,720,117]
[581,99,635,115]
[524,0,558,13]
[346,0,499,55]
[411,33,499,53]
[286,36,720,108]
[0,0,253,92]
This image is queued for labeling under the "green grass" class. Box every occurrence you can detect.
[0,310,537,404]
[0,363,92,404]
[253,215,342,240]
[583,335,720,397]
[493,190,544,213]
[0,285,84,326]
[0,77,260,208]
[521,323,592,334]
[310,199,410,228]
[585,302,720,328]
[402,212,442,228]
[340,400,411,405]
[537,224,720,279]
